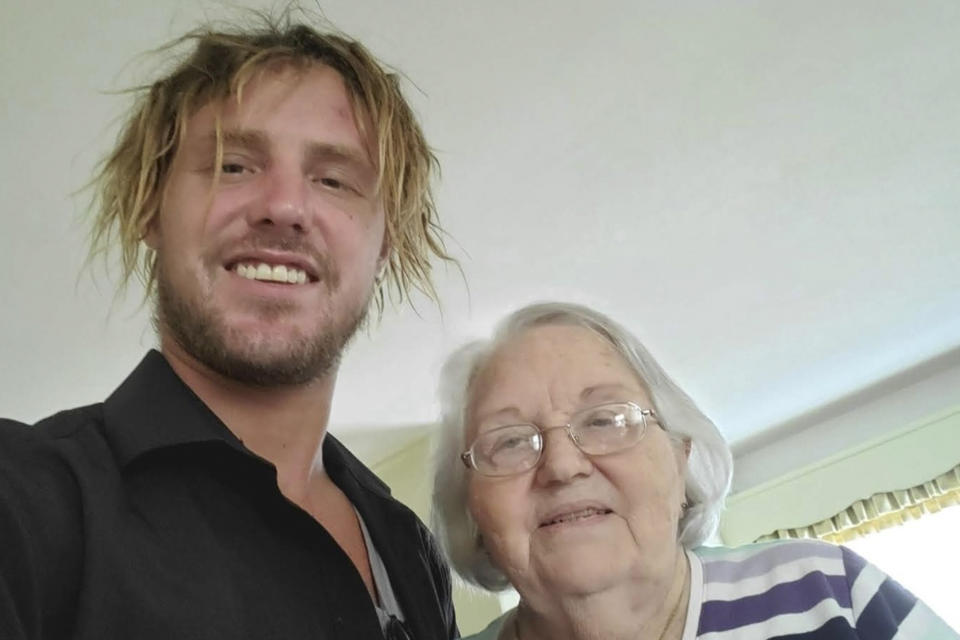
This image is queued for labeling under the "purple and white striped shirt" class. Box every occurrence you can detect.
[689,539,953,639]
[465,539,956,639]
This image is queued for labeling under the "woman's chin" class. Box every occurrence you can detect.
[528,550,632,596]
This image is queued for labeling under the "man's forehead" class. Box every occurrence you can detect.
[232,64,354,119]
[177,67,376,164]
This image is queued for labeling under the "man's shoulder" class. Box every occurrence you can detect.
[0,408,100,544]
[0,403,110,487]
[1,402,106,450]
[0,411,94,627]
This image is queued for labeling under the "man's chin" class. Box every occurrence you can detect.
[156,268,370,389]
[160,308,342,388]
[182,331,334,386]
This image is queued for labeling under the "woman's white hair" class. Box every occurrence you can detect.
[431,301,733,591]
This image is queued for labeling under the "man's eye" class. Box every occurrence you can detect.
[221,163,248,174]
[311,171,359,193]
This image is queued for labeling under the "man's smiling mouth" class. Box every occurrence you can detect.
[230,262,311,285]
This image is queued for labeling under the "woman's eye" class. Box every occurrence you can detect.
[582,411,625,429]
[497,437,524,450]
[588,418,614,428]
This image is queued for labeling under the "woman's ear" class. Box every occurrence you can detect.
[671,435,692,462]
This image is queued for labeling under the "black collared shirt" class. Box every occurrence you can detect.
[0,351,458,640]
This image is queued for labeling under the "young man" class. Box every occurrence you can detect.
[0,15,457,640]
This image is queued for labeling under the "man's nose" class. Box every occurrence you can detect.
[248,168,307,232]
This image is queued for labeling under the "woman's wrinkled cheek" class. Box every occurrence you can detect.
[470,481,533,580]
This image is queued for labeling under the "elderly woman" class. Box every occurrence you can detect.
[433,302,955,640]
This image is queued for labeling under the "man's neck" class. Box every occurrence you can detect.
[159,338,337,504]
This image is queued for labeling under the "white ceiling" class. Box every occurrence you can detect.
[3,1,959,472]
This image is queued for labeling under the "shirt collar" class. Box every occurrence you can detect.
[103,349,247,467]
[323,433,392,500]
[102,350,394,502]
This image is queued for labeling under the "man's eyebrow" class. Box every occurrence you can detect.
[195,130,370,162]
[209,129,270,152]
[303,141,372,170]
[189,129,270,156]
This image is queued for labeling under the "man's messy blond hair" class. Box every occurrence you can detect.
[89,11,450,313]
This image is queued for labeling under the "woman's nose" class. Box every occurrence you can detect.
[534,426,593,486]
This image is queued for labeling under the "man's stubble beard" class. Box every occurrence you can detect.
[155,261,370,388]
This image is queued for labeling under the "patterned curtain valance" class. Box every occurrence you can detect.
[756,463,960,544]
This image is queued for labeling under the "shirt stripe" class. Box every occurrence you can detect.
[699,572,849,634]
[840,545,867,586]
[856,577,916,640]
[702,541,839,584]
[848,556,889,614]
[704,555,840,601]
[699,597,853,640]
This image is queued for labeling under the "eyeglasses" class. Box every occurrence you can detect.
[460,401,657,477]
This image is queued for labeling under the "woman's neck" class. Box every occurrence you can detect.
[514,549,690,640]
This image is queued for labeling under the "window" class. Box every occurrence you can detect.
[844,504,960,631]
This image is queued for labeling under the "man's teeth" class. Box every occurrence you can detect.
[234,262,308,284]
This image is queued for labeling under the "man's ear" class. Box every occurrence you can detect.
[375,232,391,280]
[140,202,164,250]
[143,223,161,251]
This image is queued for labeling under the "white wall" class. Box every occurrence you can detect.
[731,347,960,493]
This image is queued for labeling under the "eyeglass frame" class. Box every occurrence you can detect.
[459,400,659,477]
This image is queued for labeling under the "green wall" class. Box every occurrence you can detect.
[370,435,503,636]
